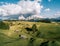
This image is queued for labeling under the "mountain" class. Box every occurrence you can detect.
[1,15,60,22]
[56,17,60,20]
[49,17,60,22]
[0,14,50,22]
[26,15,44,20]
[1,15,20,20]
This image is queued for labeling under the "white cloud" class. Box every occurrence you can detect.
[44,8,50,12]
[34,0,42,2]
[26,14,44,20]
[18,0,43,14]
[0,3,22,16]
[19,15,25,20]
[0,0,43,19]
[20,0,42,2]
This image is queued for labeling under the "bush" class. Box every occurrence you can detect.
[40,19,51,23]
[0,21,9,29]
[32,24,38,33]
[28,38,35,46]
[36,31,41,37]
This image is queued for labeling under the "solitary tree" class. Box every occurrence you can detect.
[32,24,37,33]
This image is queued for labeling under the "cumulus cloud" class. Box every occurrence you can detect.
[0,0,43,20]
[0,3,22,16]
[34,0,42,2]
[26,14,44,20]
[44,8,50,12]
[18,0,43,14]
[19,15,25,20]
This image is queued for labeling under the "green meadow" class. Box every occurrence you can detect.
[0,21,60,46]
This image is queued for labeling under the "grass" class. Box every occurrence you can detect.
[38,23,60,39]
[0,21,60,46]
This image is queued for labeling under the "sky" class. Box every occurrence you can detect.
[0,0,60,19]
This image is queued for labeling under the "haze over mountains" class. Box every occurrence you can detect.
[0,14,60,22]
[0,14,44,20]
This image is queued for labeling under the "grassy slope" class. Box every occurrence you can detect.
[0,21,60,46]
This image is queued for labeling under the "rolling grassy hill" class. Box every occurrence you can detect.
[0,21,60,46]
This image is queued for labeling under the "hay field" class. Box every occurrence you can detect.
[0,21,60,46]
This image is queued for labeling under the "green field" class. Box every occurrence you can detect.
[0,21,60,46]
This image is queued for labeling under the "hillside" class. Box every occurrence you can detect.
[0,21,60,46]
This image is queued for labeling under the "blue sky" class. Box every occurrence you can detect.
[0,0,19,3]
[0,0,60,18]
[0,0,60,10]
[41,0,60,18]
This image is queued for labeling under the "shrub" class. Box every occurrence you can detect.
[32,24,38,33]
[36,31,41,37]
[0,21,9,29]
[40,19,51,23]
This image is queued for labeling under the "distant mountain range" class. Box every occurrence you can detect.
[0,14,45,20]
[0,15,60,22]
